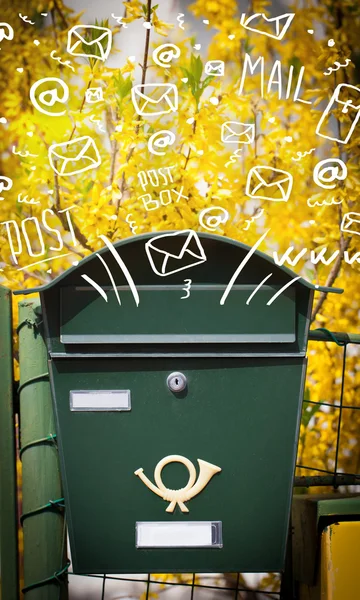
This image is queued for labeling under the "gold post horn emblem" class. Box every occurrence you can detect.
[134,454,221,513]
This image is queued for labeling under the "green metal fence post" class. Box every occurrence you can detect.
[18,299,68,600]
[0,286,19,600]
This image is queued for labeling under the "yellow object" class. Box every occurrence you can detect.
[321,521,360,599]
[134,454,221,513]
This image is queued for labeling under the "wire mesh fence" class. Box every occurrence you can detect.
[49,328,359,600]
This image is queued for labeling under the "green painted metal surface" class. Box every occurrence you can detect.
[51,356,305,573]
[14,233,338,574]
[60,285,296,343]
[292,494,360,587]
[0,286,19,600]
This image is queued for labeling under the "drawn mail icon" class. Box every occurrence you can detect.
[316,84,360,145]
[240,13,295,41]
[221,121,255,144]
[340,212,360,237]
[205,60,225,76]
[246,166,293,202]
[145,230,207,277]
[48,136,101,177]
[85,87,103,103]
[67,25,112,62]
[131,84,178,117]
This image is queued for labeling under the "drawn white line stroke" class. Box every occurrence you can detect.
[220,229,270,305]
[246,273,273,305]
[291,148,315,162]
[97,253,121,306]
[307,196,343,207]
[266,276,301,306]
[177,13,185,29]
[50,50,75,72]
[19,13,35,25]
[111,13,128,27]
[89,115,106,132]
[81,274,108,302]
[125,214,138,234]
[324,59,351,76]
[243,208,264,231]
[18,253,72,271]
[12,146,39,158]
[99,235,140,306]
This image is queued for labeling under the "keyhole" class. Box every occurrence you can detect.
[167,372,187,393]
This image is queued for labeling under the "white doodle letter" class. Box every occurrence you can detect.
[267,60,282,99]
[141,194,159,211]
[1,220,22,264]
[310,248,340,265]
[58,206,78,246]
[42,209,63,251]
[138,171,148,192]
[160,189,172,206]
[273,247,308,267]
[238,54,264,98]
[21,217,46,258]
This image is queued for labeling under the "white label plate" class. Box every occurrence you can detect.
[70,390,131,411]
[136,521,222,548]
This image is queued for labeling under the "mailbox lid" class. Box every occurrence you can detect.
[14,232,335,356]
[50,355,305,574]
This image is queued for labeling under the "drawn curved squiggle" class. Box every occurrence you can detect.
[111,13,128,27]
[307,196,343,207]
[126,213,138,234]
[19,13,35,25]
[89,115,106,133]
[324,59,351,76]
[17,193,40,205]
[291,148,315,162]
[243,208,264,230]
[177,13,185,30]
[50,50,75,72]
[225,148,242,168]
[12,146,38,158]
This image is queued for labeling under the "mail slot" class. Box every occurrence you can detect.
[17,230,341,574]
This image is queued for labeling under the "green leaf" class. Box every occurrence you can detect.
[201,75,215,89]
[84,180,94,193]
[288,56,302,77]
[301,393,320,429]
[193,54,203,82]
[244,39,254,54]
[113,72,133,102]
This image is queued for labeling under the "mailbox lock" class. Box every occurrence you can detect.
[167,372,187,393]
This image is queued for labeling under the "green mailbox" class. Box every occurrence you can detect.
[18,230,341,575]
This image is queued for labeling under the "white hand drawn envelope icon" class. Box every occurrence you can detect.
[85,87,103,103]
[205,61,225,76]
[246,166,293,202]
[341,212,360,236]
[145,230,207,277]
[240,13,295,41]
[131,84,178,117]
[221,121,255,144]
[67,25,112,61]
[48,136,101,177]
